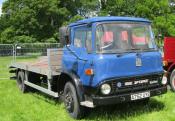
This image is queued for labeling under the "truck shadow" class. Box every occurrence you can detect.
[29,91,165,120]
[86,99,165,120]
[29,91,61,105]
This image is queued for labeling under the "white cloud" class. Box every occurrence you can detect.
[0,4,2,15]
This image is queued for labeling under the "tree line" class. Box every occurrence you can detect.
[0,0,175,44]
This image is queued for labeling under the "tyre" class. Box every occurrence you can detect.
[17,71,28,93]
[170,69,175,92]
[63,82,85,119]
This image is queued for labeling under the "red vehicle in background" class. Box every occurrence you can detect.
[163,37,175,91]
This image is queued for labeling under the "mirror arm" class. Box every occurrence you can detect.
[66,46,88,62]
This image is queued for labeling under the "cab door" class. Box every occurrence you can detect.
[62,25,93,86]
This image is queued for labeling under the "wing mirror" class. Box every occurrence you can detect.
[59,26,70,47]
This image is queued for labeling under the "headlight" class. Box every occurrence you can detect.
[163,61,168,67]
[162,76,167,85]
[101,84,111,95]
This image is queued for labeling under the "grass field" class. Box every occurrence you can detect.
[0,57,175,121]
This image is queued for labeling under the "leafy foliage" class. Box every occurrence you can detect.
[0,0,71,43]
[0,0,175,43]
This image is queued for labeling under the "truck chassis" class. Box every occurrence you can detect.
[10,48,62,98]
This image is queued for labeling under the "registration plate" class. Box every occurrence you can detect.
[131,91,150,101]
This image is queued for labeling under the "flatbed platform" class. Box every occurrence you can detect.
[10,49,62,77]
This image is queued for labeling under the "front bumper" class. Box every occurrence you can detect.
[92,86,167,106]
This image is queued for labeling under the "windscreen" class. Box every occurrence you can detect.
[96,22,156,53]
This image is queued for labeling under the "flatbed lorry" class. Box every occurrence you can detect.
[9,16,167,119]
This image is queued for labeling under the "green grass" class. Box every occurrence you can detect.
[0,57,175,121]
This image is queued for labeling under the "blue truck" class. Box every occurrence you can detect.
[10,16,167,119]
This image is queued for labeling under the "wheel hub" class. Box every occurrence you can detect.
[65,91,74,112]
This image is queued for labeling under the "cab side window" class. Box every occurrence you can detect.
[74,30,86,48]
[74,28,92,52]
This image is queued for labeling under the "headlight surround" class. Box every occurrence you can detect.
[100,83,111,95]
[162,76,167,85]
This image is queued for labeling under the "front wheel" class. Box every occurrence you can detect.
[63,82,85,119]
[170,69,175,92]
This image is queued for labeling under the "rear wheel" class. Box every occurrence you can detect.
[17,71,28,93]
[170,69,175,92]
[63,82,85,119]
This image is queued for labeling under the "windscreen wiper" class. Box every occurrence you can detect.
[128,48,142,51]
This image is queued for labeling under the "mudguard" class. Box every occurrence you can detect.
[61,70,85,102]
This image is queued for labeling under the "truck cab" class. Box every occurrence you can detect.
[60,17,167,110]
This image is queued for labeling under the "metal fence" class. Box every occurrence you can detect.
[14,43,60,61]
[0,44,14,56]
[0,43,60,80]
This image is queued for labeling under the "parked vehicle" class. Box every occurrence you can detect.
[10,16,167,119]
[163,37,175,91]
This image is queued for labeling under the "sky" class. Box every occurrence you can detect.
[0,0,4,15]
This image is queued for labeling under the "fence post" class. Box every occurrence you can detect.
[12,44,15,62]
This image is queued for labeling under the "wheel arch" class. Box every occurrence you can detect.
[168,63,175,73]
[58,71,85,102]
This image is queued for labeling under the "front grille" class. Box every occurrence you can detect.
[109,74,163,94]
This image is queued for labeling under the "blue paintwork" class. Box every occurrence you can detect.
[62,16,163,88]
[91,52,163,87]
[69,16,151,27]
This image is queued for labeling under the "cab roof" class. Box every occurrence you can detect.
[69,16,151,27]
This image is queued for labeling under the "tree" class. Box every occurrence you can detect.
[1,0,70,43]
